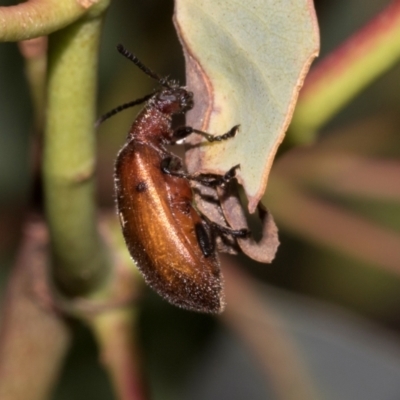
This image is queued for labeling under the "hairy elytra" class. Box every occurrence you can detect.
[99,45,248,313]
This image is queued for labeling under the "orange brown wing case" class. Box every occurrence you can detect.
[114,139,225,313]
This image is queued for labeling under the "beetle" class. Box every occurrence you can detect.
[98,45,249,313]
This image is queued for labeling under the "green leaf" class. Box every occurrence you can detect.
[175,0,319,213]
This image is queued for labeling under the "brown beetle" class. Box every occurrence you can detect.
[98,45,249,313]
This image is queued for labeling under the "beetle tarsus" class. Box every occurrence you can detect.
[173,124,240,143]
[162,162,240,188]
[201,214,251,240]
[194,164,240,187]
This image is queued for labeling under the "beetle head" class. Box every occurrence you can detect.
[153,87,194,115]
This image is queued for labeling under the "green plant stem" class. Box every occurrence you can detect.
[0,0,93,41]
[43,7,110,296]
[18,37,48,133]
[290,0,400,144]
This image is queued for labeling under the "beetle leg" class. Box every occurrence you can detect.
[173,124,240,143]
[194,221,216,257]
[194,216,250,258]
[193,165,240,187]
[160,155,184,173]
[162,161,241,188]
[201,213,250,239]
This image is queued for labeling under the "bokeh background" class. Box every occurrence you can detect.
[1,0,400,399]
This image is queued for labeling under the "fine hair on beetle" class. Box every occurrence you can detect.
[97,44,250,313]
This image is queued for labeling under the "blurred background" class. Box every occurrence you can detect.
[1,0,400,399]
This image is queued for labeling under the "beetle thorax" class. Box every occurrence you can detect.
[128,105,173,143]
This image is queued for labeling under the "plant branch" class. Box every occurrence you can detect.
[264,174,400,274]
[43,4,110,296]
[0,219,71,400]
[0,0,104,41]
[92,309,148,400]
[18,37,48,133]
[290,0,400,143]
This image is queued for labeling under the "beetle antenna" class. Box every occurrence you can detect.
[116,44,172,87]
[95,93,154,127]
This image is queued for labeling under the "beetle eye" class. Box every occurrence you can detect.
[179,92,194,112]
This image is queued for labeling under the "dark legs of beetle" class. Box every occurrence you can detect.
[165,122,241,186]
[193,165,240,187]
[195,210,250,258]
[162,121,250,254]
[173,124,240,143]
[161,159,240,188]
[195,214,249,258]
[195,222,215,257]
[161,157,251,257]
[201,214,250,239]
